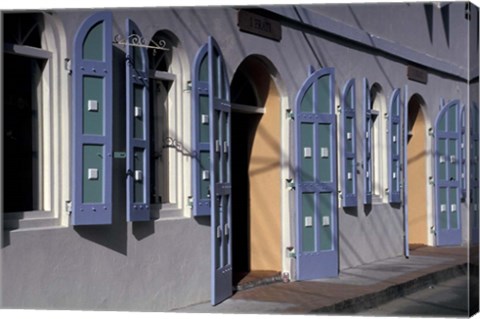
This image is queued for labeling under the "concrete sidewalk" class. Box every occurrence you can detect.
[173,246,474,315]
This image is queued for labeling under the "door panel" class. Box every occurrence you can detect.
[295,68,338,280]
[208,37,232,305]
[434,100,462,246]
[471,103,479,244]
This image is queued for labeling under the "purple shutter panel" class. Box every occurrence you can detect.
[192,43,210,216]
[470,103,479,244]
[363,78,372,204]
[72,12,113,225]
[388,89,402,204]
[403,85,409,257]
[434,100,462,246]
[460,105,466,200]
[295,68,339,280]
[341,79,357,207]
[208,36,232,305]
[126,19,150,222]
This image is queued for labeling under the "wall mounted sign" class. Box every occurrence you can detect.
[407,65,428,84]
[237,10,282,42]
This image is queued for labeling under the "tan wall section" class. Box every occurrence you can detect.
[407,106,428,245]
[249,81,282,271]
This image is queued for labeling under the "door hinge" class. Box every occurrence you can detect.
[286,178,295,190]
[65,200,72,215]
[187,196,193,208]
[286,109,294,120]
[64,58,72,75]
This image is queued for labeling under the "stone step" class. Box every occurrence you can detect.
[234,273,284,292]
[4,214,60,230]
[4,210,55,220]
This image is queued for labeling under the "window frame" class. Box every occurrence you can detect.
[147,33,189,220]
[3,12,69,229]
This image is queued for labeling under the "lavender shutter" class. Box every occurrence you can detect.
[363,78,372,204]
[388,89,402,204]
[434,99,461,246]
[341,79,357,207]
[295,68,339,280]
[72,12,113,225]
[403,85,409,257]
[126,19,150,222]
[192,43,210,216]
[460,105,466,200]
[470,103,479,244]
[206,37,232,305]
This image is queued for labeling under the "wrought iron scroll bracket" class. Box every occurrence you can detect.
[113,34,169,53]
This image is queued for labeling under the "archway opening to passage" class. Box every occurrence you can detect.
[230,56,282,287]
[407,94,428,245]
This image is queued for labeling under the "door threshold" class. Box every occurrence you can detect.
[233,270,283,292]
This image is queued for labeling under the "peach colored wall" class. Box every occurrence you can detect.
[407,106,428,245]
[249,81,282,271]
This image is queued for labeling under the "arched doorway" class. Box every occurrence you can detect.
[407,94,428,245]
[230,56,282,286]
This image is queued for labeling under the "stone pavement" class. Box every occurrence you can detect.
[173,245,474,315]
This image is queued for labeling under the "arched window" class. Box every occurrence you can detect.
[370,83,387,201]
[148,30,188,217]
[3,12,67,228]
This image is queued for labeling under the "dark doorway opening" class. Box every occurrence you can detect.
[231,111,260,286]
[230,56,283,289]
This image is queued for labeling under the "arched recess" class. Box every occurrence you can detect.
[407,94,429,245]
[230,55,284,285]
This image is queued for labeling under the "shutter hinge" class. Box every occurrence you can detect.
[65,200,72,215]
[429,176,435,185]
[286,246,296,258]
[64,58,72,75]
[185,81,192,92]
[286,178,295,190]
[187,196,193,208]
[286,109,294,120]
[428,127,434,136]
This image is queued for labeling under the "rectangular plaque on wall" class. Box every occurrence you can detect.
[407,65,428,84]
[238,10,282,42]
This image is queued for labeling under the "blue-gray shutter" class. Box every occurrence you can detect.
[341,79,357,207]
[470,103,479,244]
[72,12,113,225]
[460,105,466,200]
[192,43,210,216]
[206,37,232,305]
[295,67,339,280]
[126,19,150,222]
[388,89,402,204]
[363,78,372,204]
[434,99,461,246]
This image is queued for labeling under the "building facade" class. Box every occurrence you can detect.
[1,2,478,311]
